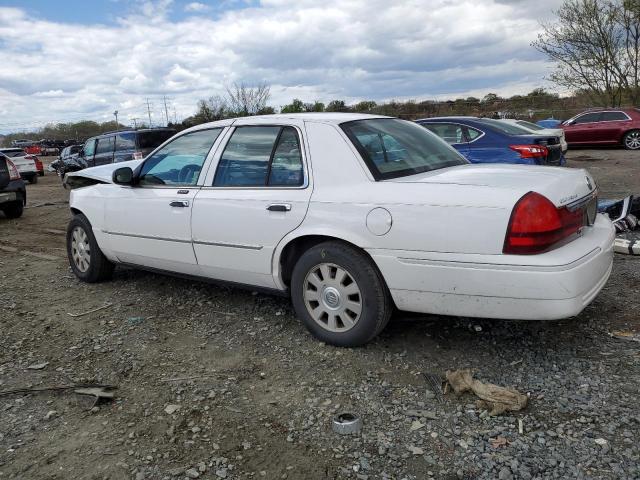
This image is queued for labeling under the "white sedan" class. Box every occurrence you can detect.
[0,148,39,183]
[499,119,568,153]
[65,113,614,346]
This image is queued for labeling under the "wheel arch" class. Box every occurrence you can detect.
[274,231,387,293]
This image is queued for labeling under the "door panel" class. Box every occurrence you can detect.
[192,124,311,288]
[104,187,199,273]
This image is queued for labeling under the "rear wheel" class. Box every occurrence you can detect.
[66,214,114,282]
[623,130,640,150]
[291,241,392,347]
[1,201,23,219]
[28,174,38,184]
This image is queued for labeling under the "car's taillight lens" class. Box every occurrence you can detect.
[503,192,585,254]
[133,151,143,160]
[510,145,548,159]
[7,159,20,180]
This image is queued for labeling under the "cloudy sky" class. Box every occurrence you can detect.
[0,0,563,133]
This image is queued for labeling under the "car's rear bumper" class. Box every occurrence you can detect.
[368,214,615,320]
[0,179,26,205]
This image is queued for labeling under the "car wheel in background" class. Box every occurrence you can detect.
[623,130,640,150]
[1,201,24,219]
[28,175,38,184]
[290,241,393,347]
[66,213,114,282]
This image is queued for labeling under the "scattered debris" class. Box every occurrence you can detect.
[74,386,116,402]
[127,316,145,325]
[609,330,640,342]
[27,362,49,370]
[594,438,608,446]
[67,303,113,318]
[0,384,116,399]
[165,404,181,415]
[490,436,509,448]
[407,445,424,455]
[445,369,528,416]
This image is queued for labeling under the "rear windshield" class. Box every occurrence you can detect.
[0,149,24,158]
[137,130,175,150]
[516,120,544,131]
[476,118,532,135]
[341,119,467,180]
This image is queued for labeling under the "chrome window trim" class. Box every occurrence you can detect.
[569,110,631,125]
[203,124,310,190]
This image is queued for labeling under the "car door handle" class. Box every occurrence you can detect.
[267,203,291,212]
[170,200,189,208]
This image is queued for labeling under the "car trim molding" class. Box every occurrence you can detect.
[103,230,264,250]
[192,239,263,250]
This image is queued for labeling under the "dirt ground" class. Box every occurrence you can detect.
[0,151,639,480]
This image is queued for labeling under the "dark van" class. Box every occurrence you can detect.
[79,128,175,167]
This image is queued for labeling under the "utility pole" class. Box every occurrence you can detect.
[163,95,170,126]
[132,117,138,130]
[113,110,119,128]
[146,99,153,127]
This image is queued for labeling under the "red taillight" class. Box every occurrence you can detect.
[7,159,21,181]
[510,144,548,159]
[503,192,584,254]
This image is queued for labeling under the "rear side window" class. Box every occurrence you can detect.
[466,126,482,141]
[213,126,304,187]
[137,130,175,150]
[96,136,114,155]
[422,123,465,144]
[343,119,467,180]
[601,111,629,121]
[116,132,136,151]
[573,112,602,124]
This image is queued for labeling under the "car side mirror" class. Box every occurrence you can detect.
[113,167,134,185]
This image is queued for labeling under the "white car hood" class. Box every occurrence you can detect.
[65,159,143,183]
[391,164,596,207]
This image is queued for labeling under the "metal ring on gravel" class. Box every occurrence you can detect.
[71,226,91,272]
[332,413,362,435]
[303,262,362,333]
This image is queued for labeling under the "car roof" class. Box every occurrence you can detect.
[0,147,23,152]
[184,113,392,132]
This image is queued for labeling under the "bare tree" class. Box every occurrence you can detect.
[225,82,271,116]
[533,0,640,106]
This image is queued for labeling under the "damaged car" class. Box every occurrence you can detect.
[0,153,26,219]
[64,113,614,346]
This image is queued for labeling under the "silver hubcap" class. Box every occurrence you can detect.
[71,226,91,272]
[626,131,640,149]
[303,263,362,332]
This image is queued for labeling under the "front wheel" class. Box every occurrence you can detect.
[1,201,23,219]
[66,214,114,282]
[290,241,393,347]
[623,130,640,150]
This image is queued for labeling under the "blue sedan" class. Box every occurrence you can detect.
[416,117,565,166]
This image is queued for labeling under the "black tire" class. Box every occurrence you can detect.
[28,174,38,184]
[66,213,114,282]
[623,130,640,150]
[39,170,45,177]
[1,201,23,219]
[290,241,393,347]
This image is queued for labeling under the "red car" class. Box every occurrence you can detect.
[561,108,640,150]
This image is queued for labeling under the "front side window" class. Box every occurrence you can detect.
[344,119,467,180]
[116,132,136,151]
[213,126,304,187]
[600,111,629,121]
[573,112,602,124]
[96,136,114,155]
[422,123,465,144]
[138,128,221,186]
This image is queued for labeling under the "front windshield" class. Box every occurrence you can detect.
[516,120,544,131]
[341,119,468,180]
[476,118,532,135]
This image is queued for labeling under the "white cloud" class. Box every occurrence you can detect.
[184,2,211,12]
[0,0,563,132]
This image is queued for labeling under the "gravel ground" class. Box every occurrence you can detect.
[0,150,638,480]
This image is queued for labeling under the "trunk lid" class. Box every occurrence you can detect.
[390,164,596,208]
